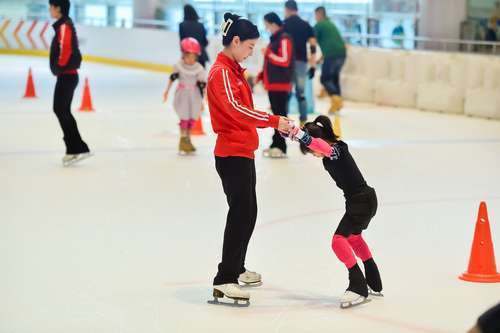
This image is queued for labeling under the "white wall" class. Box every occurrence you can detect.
[0,18,181,67]
[77,24,181,65]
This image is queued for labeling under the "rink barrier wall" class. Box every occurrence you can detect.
[340,46,500,120]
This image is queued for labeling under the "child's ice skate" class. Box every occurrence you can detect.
[364,258,383,297]
[263,147,286,159]
[186,136,197,152]
[178,137,194,155]
[208,283,250,307]
[238,270,262,287]
[62,152,93,167]
[340,264,370,309]
[368,286,383,297]
[340,290,371,309]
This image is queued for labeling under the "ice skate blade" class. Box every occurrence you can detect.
[239,281,263,288]
[178,151,195,156]
[340,298,371,309]
[262,151,287,159]
[263,154,287,159]
[63,160,76,167]
[63,152,93,167]
[207,297,250,307]
[368,289,384,297]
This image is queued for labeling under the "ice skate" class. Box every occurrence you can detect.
[340,290,371,309]
[262,147,286,159]
[178,137,194,155]
[62,152,93,167]
[364,258,383,297]
[186,136,196,152]
[238,270,262,287]
[329,95,343,114]
[340,264,370,309]
[368,286,384,297]
[208,283,250,307]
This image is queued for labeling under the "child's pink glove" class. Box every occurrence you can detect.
[308,138,337,158]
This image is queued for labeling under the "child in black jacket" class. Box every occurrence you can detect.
[291,115,383,309]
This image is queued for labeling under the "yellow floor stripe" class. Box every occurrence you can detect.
[0,48,173,73]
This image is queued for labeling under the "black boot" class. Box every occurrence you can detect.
[363,258,382,292]
[347,264,368,297]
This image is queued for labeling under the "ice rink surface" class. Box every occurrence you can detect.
[1,55,500,333]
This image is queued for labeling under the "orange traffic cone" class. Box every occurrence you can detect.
[459,202,500,283]
[191,116,205,135]
[79,77,94,112]
[23,67,37,98]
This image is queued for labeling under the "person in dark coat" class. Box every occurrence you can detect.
[179,5,209,68]
[485,17,498,43]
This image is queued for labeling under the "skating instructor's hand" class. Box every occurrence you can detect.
[277,116,294,134]
[162,90,168,103]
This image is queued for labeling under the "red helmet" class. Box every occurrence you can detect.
[180,37,201,55]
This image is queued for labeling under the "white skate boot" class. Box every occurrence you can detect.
[208,283,250,307]
[368,286,384,297]
[340,291,371,309]
[263,148,286,159]
[62,152,93,167]
[238,270,262,286]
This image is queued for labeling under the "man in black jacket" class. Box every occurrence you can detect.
[49,0,91,167]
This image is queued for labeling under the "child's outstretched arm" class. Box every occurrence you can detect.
[163,72,179,103]
[288,126,340,160]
